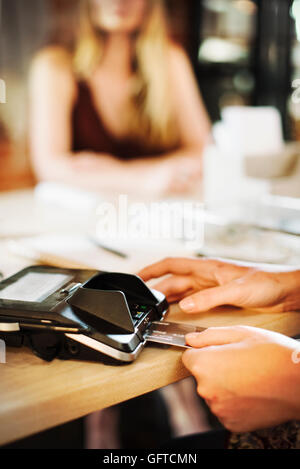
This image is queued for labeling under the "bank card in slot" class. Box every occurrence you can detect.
[145,321,206,349]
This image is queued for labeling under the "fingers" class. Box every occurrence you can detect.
[138,257,201,282]
[153,275,193,299]
[182,347,205,375]
[165,290,195,304]
[182,326,249,375]
[185,326,249,348]
[139,257,221,282]
[179,282,240,313]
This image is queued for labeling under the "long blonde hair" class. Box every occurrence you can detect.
[73,0,178,149]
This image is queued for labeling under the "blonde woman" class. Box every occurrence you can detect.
[29,0,211,196]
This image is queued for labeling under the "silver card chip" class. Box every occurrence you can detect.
[145,321,206,349]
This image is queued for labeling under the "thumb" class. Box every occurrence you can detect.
[179,282,240,314]
[185,326,249,348]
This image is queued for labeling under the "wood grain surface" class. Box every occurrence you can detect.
[1,190,300,445]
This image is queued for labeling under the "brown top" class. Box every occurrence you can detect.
[72,81,173,160]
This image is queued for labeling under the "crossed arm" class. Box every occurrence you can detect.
[29,46,210,196]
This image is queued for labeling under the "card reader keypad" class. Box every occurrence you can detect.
[130,304,150,325]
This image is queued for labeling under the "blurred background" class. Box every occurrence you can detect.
[0,0,300,191]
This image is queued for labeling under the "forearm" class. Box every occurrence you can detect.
[32,151,158,195]
[132,145,204,166]
[33,152,121,192]
[32,144,203,196]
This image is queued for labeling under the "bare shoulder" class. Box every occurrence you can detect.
[167,42,192,70]
[31,46,73,73]
[30,46,76,98]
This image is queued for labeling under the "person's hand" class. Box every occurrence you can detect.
[182,326,300,432]
[142,155,202,196]
[139,258,300,313]
[165,155,202,195]
[70,152,118,171]
[126,155,202,197]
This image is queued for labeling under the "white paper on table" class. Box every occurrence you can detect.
[8,234,195,274]
[34,182,104,213]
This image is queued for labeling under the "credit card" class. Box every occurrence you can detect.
[145,321,206,349]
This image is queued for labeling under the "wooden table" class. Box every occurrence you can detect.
[1,190,300,446]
